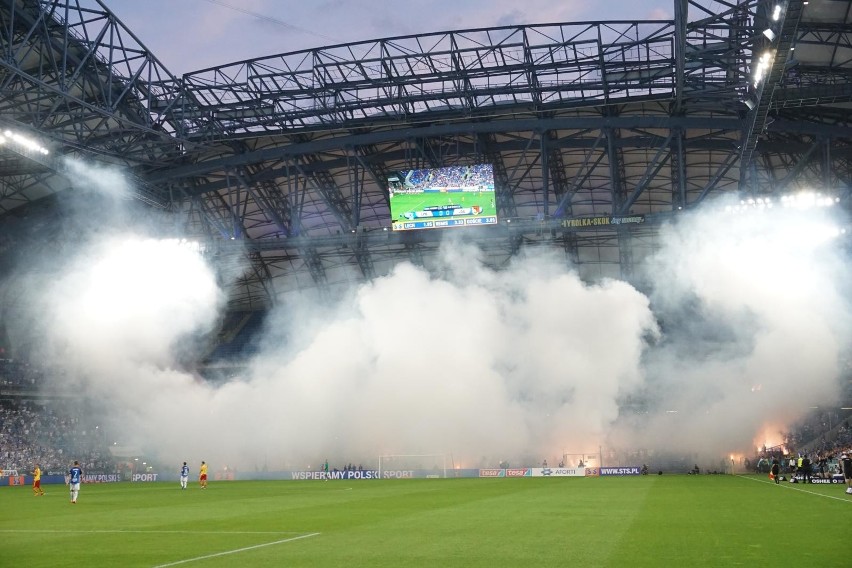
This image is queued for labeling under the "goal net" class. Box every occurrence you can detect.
[378,454,448,479]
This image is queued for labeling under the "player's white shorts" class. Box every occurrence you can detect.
[69,482,80,491]
[180,475,188,483]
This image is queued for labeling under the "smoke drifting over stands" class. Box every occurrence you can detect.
[3,164,851,472]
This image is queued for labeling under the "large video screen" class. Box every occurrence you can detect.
[388,164,498,232]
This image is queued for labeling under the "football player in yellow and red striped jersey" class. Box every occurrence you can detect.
[32,464,45,496]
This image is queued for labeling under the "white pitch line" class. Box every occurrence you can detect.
[737,475,852,503]
[151,532,320,567]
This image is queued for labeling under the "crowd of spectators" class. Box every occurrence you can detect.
[0,399,115,476]
[3,355,851,478]
[392,164,494,192]
[791,412,852,458]
[0,358,45,390]
[753,412,851,478]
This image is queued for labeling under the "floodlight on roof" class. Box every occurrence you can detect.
[772,5,782,21]
[771,191,841,212]
[752,50,774,87]
[0,129,49,155]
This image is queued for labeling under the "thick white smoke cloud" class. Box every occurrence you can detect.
[47,235,223,370]
[38,236,656,470]
[234,253,657,469]
[14,161,852,472]
[613,202,852,459]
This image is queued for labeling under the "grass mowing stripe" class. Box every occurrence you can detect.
[151,533,320,567]
[605,475,849,567]
[2,477,848,567]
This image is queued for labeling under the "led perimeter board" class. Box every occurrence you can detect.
[388,164,497,232]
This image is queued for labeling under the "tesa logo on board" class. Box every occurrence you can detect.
[506,468,529,477]
[479,469,503,477]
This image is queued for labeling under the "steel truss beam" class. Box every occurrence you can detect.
[1,0,850,313]
[740,0,805,172]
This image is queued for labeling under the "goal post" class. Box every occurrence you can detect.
[561,451,601,469]
[377,454,448,478]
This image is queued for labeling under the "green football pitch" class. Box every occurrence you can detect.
[2,475,849,567]
[391,191,497,220]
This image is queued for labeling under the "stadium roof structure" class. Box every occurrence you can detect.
[0,0,850,312]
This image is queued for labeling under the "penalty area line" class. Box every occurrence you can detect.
[736,475,852,503]
[151,532,320,567]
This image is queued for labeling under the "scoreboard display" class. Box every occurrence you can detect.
[388,164,498,232]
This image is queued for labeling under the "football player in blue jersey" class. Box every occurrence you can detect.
[180,462,189,489]
[68,460,83,504]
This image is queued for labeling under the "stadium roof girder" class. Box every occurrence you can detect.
[147,115,746,184]
[0,0,191,162]
[3,0,852,310]
[504,135,542,211]
[210,213,669,257]
[605,125,625,215]
[772,82,852,108]
[674,0,688,114]
[553,133,608,218]
[545,129,571,213]
[3,0,842,175]
[476,132,518,218]
[766,117,852,138]
[671,128,687,209]
[739,0,805,174]
[169,13,769,138]
[619,131,675,215]
[230,169,289,239]
[290,158,353,232]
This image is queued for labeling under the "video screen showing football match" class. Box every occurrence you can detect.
[388,163,498,232]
